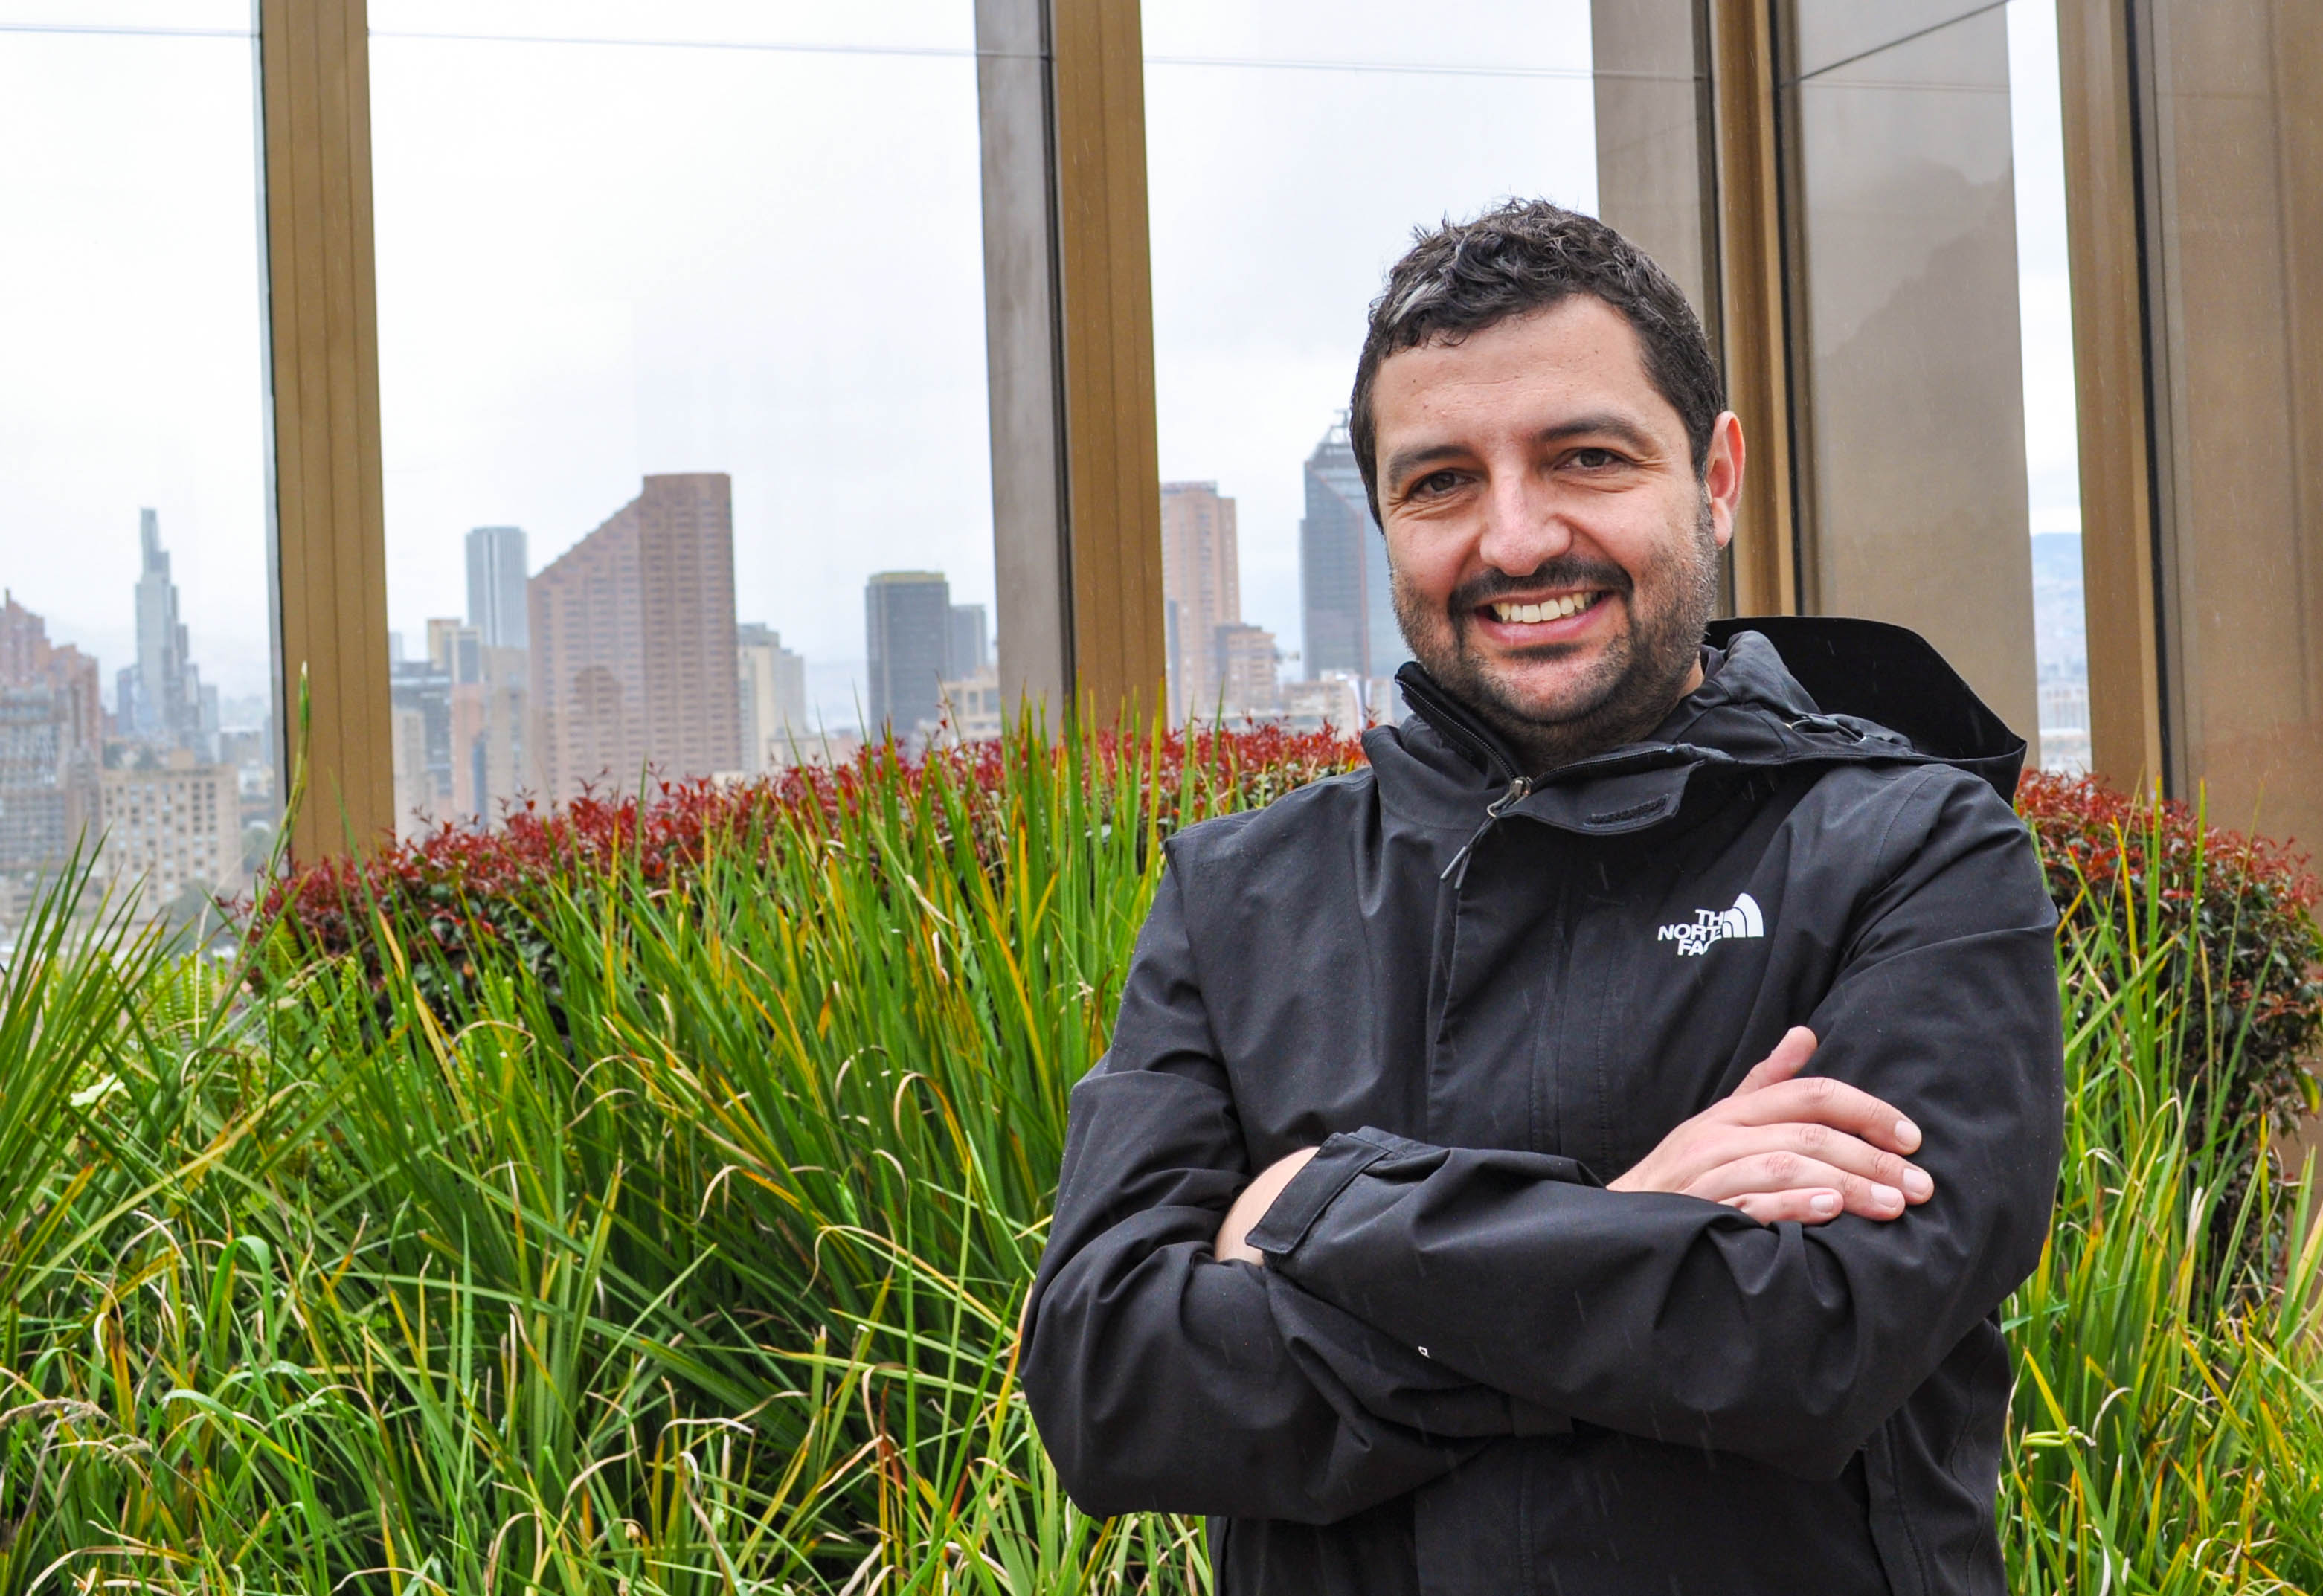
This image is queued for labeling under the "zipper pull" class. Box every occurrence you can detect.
[1441,776,1533,887]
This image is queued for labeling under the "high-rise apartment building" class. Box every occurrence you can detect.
[466,525,530,649]
[1298,421,1410,685]
[1160,482,1242,719]
[736,623,808,772]
[97,748,244,913]
[119,509,214,755]
[1,594,106,912]
[1,592,103,758]
[528,474,740,799]
[1213,622,1281,715]
[389,651,453,834]
[865,571,952,739]
[420,617,526,823]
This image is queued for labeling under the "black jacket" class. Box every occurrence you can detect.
[1023,619,2065,1595]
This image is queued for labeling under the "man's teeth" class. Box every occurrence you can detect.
[1491,593,1598,624]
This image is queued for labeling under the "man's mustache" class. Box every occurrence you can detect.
[1446,559,1633,614]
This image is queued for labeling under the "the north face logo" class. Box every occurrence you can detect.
[1657,892,1765,957]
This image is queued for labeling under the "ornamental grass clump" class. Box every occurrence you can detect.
[0,723,2316,1594]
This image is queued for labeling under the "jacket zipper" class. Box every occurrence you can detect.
[1441,773,1532,887]
[1396,667,1540,888]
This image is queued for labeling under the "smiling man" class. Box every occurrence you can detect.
[1023,201,2064,1595]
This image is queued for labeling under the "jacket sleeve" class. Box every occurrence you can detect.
[1247,769,2065,1481]
[1021,861,1564,1525]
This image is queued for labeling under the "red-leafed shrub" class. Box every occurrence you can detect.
[251,721,1369,1011]
[2015,771,2322,1151]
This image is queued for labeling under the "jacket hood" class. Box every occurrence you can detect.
[1378,617,2027,841]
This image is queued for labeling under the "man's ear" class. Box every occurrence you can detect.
[1704,411,1745,551]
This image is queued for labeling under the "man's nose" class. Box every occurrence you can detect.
[1476,472,1572,574]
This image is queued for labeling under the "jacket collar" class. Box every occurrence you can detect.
[1369,617,2027,843]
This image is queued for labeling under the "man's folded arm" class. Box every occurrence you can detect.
[1020,865,1559,1526]
[1250,773,2066,1481]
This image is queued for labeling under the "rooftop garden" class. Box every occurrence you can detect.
[1,723,2318,1594]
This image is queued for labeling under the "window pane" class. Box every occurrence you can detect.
[2006,0,2090,775]
[1782,3,2044,755]
[0,4,277,945]
[1143,2,1597,728]
[370,0,992,826]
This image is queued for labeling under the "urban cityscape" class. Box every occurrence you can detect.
[1,416,2092,939]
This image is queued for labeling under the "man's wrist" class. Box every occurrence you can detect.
[1214,1145,1320,1264]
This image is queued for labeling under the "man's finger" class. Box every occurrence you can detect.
[1687,1152,1910,1219]
[1732,1026,1818,1096]
[1721,1188,1846,1226]
[1724,1072,1923,1154]
[1695,1122,1933,1202]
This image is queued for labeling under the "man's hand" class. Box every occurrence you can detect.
[1214,1146,1320,1264]
[1607,1027,1932,1223]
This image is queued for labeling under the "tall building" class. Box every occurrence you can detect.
[422,617,526,823]
[119,509,213,754]
[466,525,530,649]
[1298,421,1410,684]
[98,748,245,915]
[528,474,741,799]
[948,603,990,678]
[1214,622,1281,715]
[736,623,808,772]
[389,652,453,834]
[1,592,103,756]
[1160,482,1243,720]
[865,571,952,739]
[0,594,105,909]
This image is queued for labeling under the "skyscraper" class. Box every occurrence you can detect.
[528,474,740,799]
[0,593,103,901]
[1213,622,1281,715]
[865,572,952,738]
[466,525,529,649]
[736,622,808,771]
[1298,420,1410,684]
[1160,482,1242,719]
[121,509,211,753]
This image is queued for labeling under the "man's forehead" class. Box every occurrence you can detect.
[1371,299,1671,445]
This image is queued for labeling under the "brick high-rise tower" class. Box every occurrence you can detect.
[528,474,739,799]
[1160,482,1240,721]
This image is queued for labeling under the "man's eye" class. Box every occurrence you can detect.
[1412,470,1462,497]
[1571,448,1622,469]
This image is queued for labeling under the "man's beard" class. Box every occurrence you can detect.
[1391,496,1721,773]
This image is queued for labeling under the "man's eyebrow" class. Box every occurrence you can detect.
[1532,413,1659,455]
[1382,414,1662,491]
[1381,443,1468,489]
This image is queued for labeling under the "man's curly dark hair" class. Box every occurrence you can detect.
[1349,199,1725,522]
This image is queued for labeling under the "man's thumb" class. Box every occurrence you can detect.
[1736,1026,1818,1094]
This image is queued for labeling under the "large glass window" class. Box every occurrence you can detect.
[1143,3,1597,728]
[370,0,994,827]
[2008,0,2091,776]
[0,2,278,946]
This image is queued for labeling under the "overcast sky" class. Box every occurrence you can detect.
[0,0,2078,729]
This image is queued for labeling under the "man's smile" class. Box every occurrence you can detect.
[1473,588,1613,643]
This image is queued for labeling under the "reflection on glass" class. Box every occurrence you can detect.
[0,6,277,947]
[1143,1,1597,729]
[2142,0,2323,849]
[1783,1,2043,753]
[370,0,993,825]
